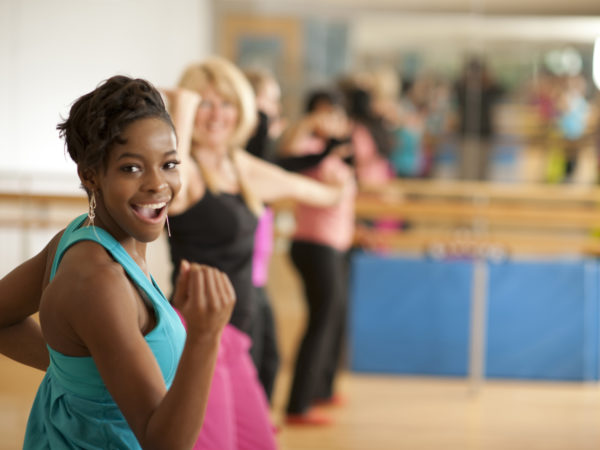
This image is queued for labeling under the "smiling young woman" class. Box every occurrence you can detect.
[0,75,236,450]
[88,117,181,245]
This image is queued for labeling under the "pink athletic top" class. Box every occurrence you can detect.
[293,155,356,251]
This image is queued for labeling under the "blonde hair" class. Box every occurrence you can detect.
[370,66,401,101]
[178,56,257,147]
[244,68,274,96]
[178,56,263,216]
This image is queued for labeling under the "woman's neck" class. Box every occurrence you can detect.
[192,144,232,170]
[90,214,149,275]
[119,238,150,279]
[191,145,241,194]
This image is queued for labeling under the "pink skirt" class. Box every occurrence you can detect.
[177,311,277,450]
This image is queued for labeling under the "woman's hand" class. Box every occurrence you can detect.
[171,260,235,340]
[312,109,351,139]
[160,88,202,117]
[320,155,355,187]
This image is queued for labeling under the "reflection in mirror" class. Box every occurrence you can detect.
[218,7,600,185]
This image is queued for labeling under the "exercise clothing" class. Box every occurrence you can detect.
[168,190,258,334]
[286,152,355,415]
[286,241,349,413]
[23,214,186,449]
[293,155,356,251]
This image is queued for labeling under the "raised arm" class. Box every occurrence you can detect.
[161,88,202,214]
[0,233,61,370]
[235,149,348,207]
[278,109,350,157]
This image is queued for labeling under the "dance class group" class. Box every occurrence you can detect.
[0,54,379,448]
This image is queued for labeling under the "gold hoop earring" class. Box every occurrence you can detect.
[88,192,96,226]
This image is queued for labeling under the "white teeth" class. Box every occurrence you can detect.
[137,202,166,209]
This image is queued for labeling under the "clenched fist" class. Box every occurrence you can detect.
[171,260,235,339]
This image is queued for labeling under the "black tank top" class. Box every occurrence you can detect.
[168,190,258,333]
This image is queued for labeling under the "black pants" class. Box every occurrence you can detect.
[249,285,280,403]
[286,240,349,414]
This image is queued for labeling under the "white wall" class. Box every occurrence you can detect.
[0,0,213,280]
[0,0,213,186]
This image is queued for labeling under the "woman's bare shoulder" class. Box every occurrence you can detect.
[47,240,136,309]
[40,240,140,354]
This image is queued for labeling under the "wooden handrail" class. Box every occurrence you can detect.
[354,197,600,229]
[353,228,600,256]
[0,191,86,204]
[360,179,600,204]
[355,180,600,255]
[0,191,86,228]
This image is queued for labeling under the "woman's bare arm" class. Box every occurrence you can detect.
[278,109,350,157]
[236,149,346,207]
[0,233,62,370]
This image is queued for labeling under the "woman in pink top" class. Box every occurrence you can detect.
[279,89,356,425]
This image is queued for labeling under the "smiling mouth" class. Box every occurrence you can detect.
[131,201,168,222]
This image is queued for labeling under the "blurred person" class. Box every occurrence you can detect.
[344,85,395,186]
[530,69,560,127]
[424,76,457,177]
[526,70,562,183]
[278,89,352,163]
[278,88,356,426]
[340,81,402,251]
[556,74,591,181]
[454,57,505,180]
[369,66,404,128]
[244,68,286,162]
[0,75,235,449]
[389,76,430,178]
[243,67,286,402]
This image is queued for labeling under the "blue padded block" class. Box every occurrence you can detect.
[486,260,600,381]
[349,252,472,376]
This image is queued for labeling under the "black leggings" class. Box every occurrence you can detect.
[249,285,280,403]
[286,240,349,414]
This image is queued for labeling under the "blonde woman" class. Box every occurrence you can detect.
[167,57,342,334]
[163,56,344,446]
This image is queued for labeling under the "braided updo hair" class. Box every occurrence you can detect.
[58,76,174,193]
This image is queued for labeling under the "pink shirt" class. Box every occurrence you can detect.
[352,123,394,186]
[293,155,356,251]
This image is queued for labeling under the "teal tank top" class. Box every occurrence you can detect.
[23,214,186,449]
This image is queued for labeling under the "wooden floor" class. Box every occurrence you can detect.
[2,250,600,449]
[3,359,600,450]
